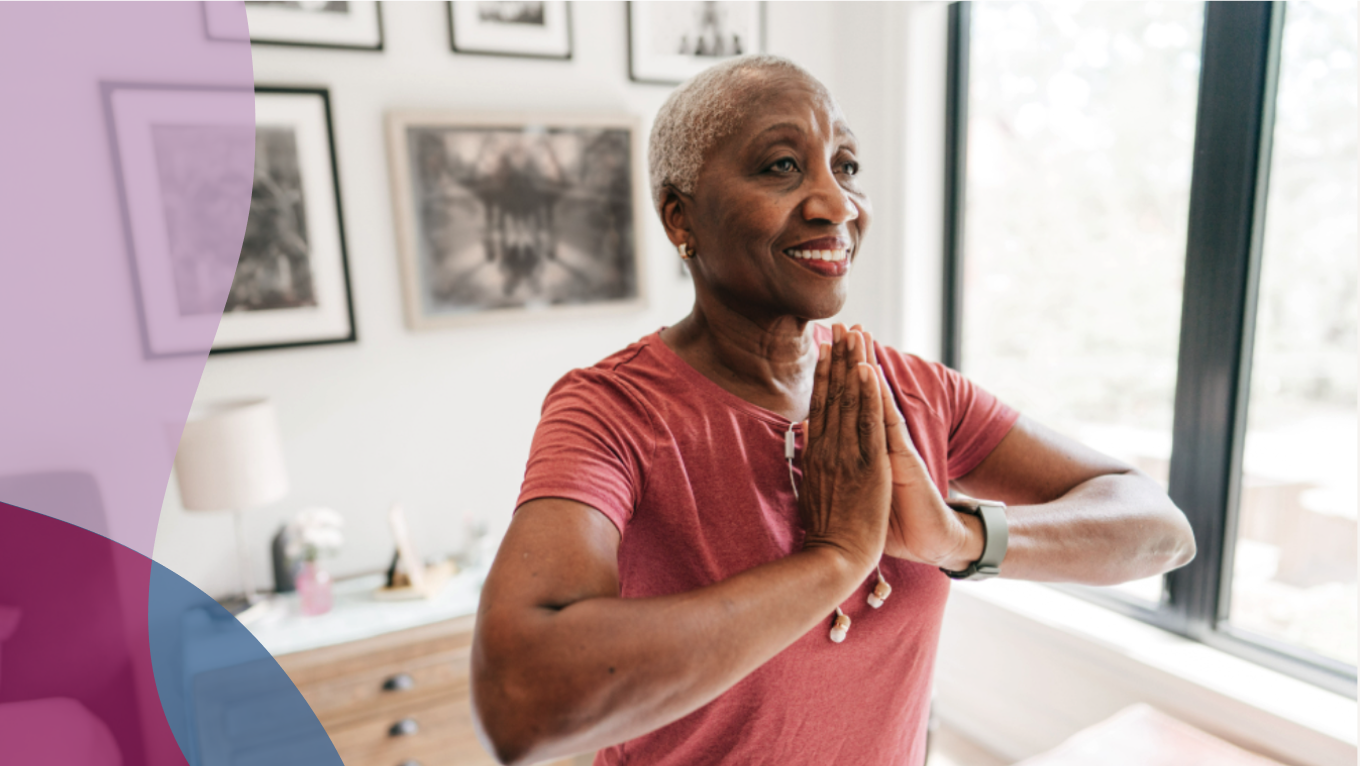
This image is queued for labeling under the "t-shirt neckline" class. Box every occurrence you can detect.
[647,326,831,429]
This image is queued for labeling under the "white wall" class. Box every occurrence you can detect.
[153,1,939,598]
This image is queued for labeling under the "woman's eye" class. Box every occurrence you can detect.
[839,161,860,176]
[770,158,798,173]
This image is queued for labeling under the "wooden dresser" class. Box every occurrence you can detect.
[255,575,589,766]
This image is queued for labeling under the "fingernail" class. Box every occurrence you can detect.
[858,364,870,382]
[847,332,857,352]
[833,324,843,341]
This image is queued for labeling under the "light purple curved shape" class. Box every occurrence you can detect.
[0,1,254,557]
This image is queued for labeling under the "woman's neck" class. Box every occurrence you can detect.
[660,300,820,422]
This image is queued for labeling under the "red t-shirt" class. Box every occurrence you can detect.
[517,328,1018,765]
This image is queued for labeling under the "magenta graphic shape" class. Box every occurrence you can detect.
[0,3,343,765]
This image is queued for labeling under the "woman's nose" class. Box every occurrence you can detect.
[801,167,858,224]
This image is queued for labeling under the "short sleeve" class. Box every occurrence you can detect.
[939,365,1020,479]
[873,342,1019,482]
[516,368,655,536]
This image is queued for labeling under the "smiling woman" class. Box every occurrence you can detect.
[470,55,1197,766]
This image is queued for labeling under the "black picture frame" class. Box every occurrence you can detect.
[447,2,573,60]
[202,1,385,52]
[212,86,358,355]
[627,1,766,86]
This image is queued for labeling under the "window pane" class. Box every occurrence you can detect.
[962,2,1203,603]
[1228,1,1357,667]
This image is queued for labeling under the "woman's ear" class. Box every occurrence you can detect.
[659,186,693,248]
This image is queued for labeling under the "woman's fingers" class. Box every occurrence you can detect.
[807,340,832,441]
[879,367,917,460]
[863,329,879,367]
[857,362,887,464]
[837,330,864,452]
[823,324,848,443]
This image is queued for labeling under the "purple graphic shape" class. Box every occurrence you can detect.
[2,498,344,766]
[0,4,304,765]
[0,1,254,557]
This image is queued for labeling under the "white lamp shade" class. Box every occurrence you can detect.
[175,398,289,511]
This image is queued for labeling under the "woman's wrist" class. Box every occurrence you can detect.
[937,512,986,572]
[800,541,879,588]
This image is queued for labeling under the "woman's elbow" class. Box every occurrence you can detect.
[1155,505,1197,572]
[471,661,542,765]
[1166,519,1197,571]
[471,624,557,765]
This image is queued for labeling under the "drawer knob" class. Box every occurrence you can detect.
[389,718,419,738]
[382,673,415,692]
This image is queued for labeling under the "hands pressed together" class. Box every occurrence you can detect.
[798,324,983,575]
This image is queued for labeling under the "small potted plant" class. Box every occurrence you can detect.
[284,507,344,616]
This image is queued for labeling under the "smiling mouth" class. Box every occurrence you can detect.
[784,247,850,263]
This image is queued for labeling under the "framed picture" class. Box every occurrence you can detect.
[203,1,384,51]
[105,84,356,356]
[214,87,356,353]
[447,2,572,59]
[386,112,645,330]
[103,83,256,357]
[628,1,764,85]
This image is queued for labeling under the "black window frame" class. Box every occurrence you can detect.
[943,0,1357,698]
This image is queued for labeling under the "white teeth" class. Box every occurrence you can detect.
[787,248,849,262]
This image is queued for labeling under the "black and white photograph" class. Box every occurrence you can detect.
[628,1,763,84]
[230,126,317,313]
[448,1,572,59]
[386,112,643,329]
[212,87,356,353]
[203,0,384,50]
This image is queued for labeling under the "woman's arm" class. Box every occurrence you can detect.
[949,416,1196,585]
[472,330,892,765]
[473,500,871,764]
[855,329,1194,585]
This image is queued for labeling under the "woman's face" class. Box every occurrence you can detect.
[672,71,872,322]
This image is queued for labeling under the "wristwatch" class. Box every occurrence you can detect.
[940,498,1008,581]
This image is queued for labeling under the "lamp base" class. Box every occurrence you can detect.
[233,508,261,606]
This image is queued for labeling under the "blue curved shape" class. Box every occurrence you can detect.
[148,562,343,766]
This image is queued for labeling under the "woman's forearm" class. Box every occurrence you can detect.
[994,471,1196,585]
[472,545,871,764]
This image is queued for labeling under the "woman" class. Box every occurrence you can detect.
[471,55,1195,766]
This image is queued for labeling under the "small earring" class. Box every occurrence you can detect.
[829,608,851,643]
[678,243,693,260]
[867,567,892,609]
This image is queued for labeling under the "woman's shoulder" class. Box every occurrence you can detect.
[871,341,970,412]
[541,332,669,419]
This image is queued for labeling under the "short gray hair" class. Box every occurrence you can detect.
[647,54,829,211]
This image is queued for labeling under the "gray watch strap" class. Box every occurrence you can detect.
[940,498,1008,581]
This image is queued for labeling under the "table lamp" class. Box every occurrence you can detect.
[174,398,289,604]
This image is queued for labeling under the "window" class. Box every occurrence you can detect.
[945,1,1356,695]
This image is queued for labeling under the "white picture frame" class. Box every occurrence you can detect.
[386,111,646,330]
[203,1,384,51]
[447,1,572,59]
[104,84,357,357]
[628,1,764,85]
[103,83,256,357]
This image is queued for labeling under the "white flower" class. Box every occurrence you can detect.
[284,507,345,560]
